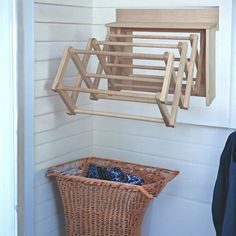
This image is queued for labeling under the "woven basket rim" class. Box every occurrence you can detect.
[47,156,179,173]
[47,156,179,199]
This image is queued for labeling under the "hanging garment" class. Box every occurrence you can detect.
[212,131,236,236]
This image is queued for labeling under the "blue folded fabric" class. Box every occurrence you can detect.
[88,163,144,185]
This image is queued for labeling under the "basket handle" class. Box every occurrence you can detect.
[137,186,154,199]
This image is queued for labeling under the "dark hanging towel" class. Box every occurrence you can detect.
[212,131,236,236]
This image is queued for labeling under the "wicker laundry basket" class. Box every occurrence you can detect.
[47,157,179,236]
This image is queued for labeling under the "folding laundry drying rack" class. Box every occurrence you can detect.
[52,8,219,127]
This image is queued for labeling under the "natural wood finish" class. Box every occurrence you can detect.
[109,33,190,40]
[87,73,164,83]
[71,39,92,103]
[115,8,219,29]
[160,52,174,103]
[105,63,179,71]
[75,108,165,123]
[91,38,116,90]
[194,30,205,96]
[183,34,198,108]
[96,41,179,49]
[70,53,94,88]
[106,22,217,30]
[59,85,157,100]
[72,48,164,60]
[205,29,215,106]
[93,28,111,90]
[52,7,218,126]
[57,89,76,115]
[156,100,172,127]
[96,94,158,104]
[52,46,70,91]
[169,42,188,126]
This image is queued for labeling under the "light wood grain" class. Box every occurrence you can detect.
[96,41,179,49]
[109,33,190,40]
[183,34,198,108]
[169,42,188,126]
[52,47,70,91]
[116,8,219,29]
[72,48,164,60]
[160,52,174,103]
[75,108,164,123]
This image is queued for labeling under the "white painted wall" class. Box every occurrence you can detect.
[34,1,93,235]
[34,0,236,236]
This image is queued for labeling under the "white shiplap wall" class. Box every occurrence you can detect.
[91,1,235,236]
[34,1,93,235]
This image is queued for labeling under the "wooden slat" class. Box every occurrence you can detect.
[70,53,94,88]
[160,52,175,103]
[169,42,188,126]
[95,41,179,48]
[71,48,164,60]
[128,74,164,80]
[195,30,205,96]
[71,38,92,103]
[87,73,163,83]
[106,63,168,71]
[109,34,191,40]
[114,83,162,92]
[52,47,70,91]
[91,38,117,89]
[156,100,172,127]
[93,28,111,89]
[205,29,215,106]
[107,28,124,87]
[58,85,157,100]
[57,90,76,115]
[183,34,198,108]
[96,94,157,104]
[74,108,164,123]
[97,93,177,105]
[71,48,189,62]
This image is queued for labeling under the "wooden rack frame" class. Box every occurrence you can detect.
[52,8,219,127]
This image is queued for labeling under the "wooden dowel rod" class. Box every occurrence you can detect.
[106,63,179,71]
[114,83,162,90]
[70,48,190,61]
[97,94,173,106]
[128,74,163,79]
[96,94,157,104]
[86,73,164,83]
[74,108,164,123]
[87,73,191,82]
[174,57,191,62]
[70,48,164,60]
[95,41,179,48]
[59,86,157,100]
[109,34,190,40]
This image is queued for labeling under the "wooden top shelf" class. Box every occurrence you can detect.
[106,8,219,31]
[106,22,217,30]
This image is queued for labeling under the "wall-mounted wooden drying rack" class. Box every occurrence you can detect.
[52,8,219,127]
